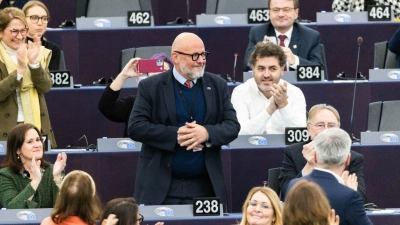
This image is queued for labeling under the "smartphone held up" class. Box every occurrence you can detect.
[136,59,164,73]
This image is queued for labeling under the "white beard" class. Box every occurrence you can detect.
[180,64,205,80]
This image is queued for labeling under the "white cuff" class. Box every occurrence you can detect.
[29,62,40,69]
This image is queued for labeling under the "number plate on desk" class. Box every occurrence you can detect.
[297,65,322,81]
[50,71,71,88]
[285,127,310,145]
[193,197,220,216]
[128,11,151,26]
[248,8,269,24]
[368,5,391,21]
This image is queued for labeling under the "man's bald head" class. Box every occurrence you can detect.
[171,32,204,53]
[171,32,206,80]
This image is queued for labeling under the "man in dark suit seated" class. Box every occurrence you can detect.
[286,128,372,225]
[279,104,367,202]
[128,32,240,206]
[243,0,323,71]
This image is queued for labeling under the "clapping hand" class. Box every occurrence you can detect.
[341,170,358,191]
[269,81,288,109]
[29,153,42,182]
[101,214,119,225]
[53,152,67,178]
[328,209,340,225]
[27,34,41,64]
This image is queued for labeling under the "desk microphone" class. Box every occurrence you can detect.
[349,37,363,143]
[66,135,88,149]
[233,53,238,84]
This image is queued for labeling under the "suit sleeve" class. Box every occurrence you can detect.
[31,66,52,94]
[349,152,367,203]
[279,145,303,199]
[203,79,240,146]
[98,85,135,123]
[0,70,20,102]
[345,191,373,225]
[128,80,178,152]
[298,32,324,70]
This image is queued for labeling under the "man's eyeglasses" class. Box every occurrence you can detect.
[270,7,296,13]
[138,213,144,223]
[308,122,339,130]
[9,28,29,37]
[26,15,50,24]
[174,51,209,61]
[248,201,273,211]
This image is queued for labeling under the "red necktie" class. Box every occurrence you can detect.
[278,35,287,71]
[278,34,286,47]
[185,80,192,88]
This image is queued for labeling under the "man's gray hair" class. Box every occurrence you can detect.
[314,128,351,169]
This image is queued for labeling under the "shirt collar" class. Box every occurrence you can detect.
[173,67,197,85]
[275,26,294,41]
[314,167,345,184]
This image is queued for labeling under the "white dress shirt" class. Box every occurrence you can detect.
[231,78,306,135]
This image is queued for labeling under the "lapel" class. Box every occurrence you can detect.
[266,23,277,39]
[161,71,177,126]
[289,23,300,55]
[200,74,213,124]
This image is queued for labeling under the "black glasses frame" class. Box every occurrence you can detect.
[174,51,210,61]
[138,213,144,223]
[26,15,50,24]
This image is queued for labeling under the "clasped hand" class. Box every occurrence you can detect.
[266,82,288,115]
[177,121,208,150]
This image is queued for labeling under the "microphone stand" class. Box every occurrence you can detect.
[349,38,362,143]
[186,0,193,25]
[233,53,238,84]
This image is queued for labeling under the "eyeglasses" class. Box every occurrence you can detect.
[308,122,339,130]
[174,51,209,61]
[270,7,296,13]
[248,201,273,211]
[9,28,29,37]
[26,15,50,24]
[138,213,144,223]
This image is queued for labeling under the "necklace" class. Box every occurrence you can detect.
[21,168,45,179]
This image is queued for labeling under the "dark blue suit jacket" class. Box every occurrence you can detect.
[128,69,240,205]
[287,170,372,225]
[279,141,367,203]
[243,22,323,71]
